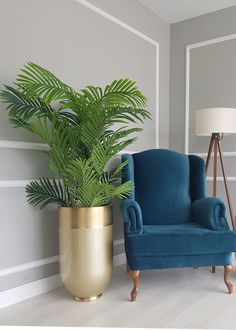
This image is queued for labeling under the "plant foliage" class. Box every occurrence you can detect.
[0,62,150,208]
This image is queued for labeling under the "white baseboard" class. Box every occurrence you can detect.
[0,253,126,310]
[0,274,62,309]
[0,239,124,278]
[0,255,59,278]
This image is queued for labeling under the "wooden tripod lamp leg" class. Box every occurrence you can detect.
[206,134,217,274]
[217,138,236,231]
[213,134,218,198]
[205,133,215,175]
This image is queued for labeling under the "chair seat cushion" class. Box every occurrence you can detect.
[125,223,236,257]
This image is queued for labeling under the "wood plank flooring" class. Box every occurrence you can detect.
[0,265,236,328]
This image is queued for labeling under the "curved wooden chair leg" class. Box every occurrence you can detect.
[224,265,234,294]
[130,270,139,302]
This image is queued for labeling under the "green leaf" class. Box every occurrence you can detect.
[26,178,70,208]
[16,62,78,103]
[0,63,151,208]
[0,85,54,121]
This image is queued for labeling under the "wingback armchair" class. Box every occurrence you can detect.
[120,149,236,301]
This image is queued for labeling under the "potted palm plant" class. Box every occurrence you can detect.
[0,62,150,301]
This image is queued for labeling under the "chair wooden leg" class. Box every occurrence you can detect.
[130,270,139,302]
[212,266,216,273]
[224,265,234,294]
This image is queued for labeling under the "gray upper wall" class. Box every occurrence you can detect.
[170,5,236,152]
[88,0,170,148]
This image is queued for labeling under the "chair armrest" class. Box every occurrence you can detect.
[120,199,143,235]
[192,197,229,231]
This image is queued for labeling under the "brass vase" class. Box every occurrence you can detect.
[59,205,113,301]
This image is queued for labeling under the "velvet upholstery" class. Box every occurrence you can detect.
[127,253,233,271]
[189,155,205,201]
[192,197,229,231]
[120,149,236,271]
[132,149,192,225]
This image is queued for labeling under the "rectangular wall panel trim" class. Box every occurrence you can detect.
[75,0,160,147]
[0,256,59,278]
[206,177,236,182]
[0,140,49,151]
[194,152,236,157]
[185,33,236,155]
[0,239,124,278]
[185,33,236,182]
[0,140,137,154]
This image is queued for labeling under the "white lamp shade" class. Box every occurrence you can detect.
[196,108,236,136]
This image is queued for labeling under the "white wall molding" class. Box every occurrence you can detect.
[0,139,139,154]
[0,274,62,309]
[0,239,124,279]
[185,33,236,155]
[76,0,158,46]
[0,180,35,188]
[206,177,236,182]
[0,140,49,151]
[0,179,61,188]
[185,45,190,155]
[75,0,160,147]
[194,151,236,158]
[0,256,59,278]
[187,33,236,50]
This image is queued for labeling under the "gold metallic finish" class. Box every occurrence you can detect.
[74,293,102,302]
[59,206,112,228]
[59,205,113,301]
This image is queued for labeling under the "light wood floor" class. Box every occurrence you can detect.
[0,264,236,328]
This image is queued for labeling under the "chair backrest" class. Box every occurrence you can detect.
[122,149,205,225]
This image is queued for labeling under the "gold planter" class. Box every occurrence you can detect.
[59,205,113,301]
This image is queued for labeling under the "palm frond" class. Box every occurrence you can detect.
[105,106,151,124]
[111,181,133,199]
[100,160,128,184]
[79,79,148,111]
[101,79,147,108]
[90,184,114,207]
[1,63,151,208]
[26,178,70,208]
[80,111,106,151]
[64,158,98,206]
[16,62,78,103]
[91,127,139,174]
[0,85,54,121]
[65,158,96,185]
[9,117,35,132]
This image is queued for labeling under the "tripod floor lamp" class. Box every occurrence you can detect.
[196,108,236,232]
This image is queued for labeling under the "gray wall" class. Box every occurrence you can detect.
[170,5,236,152]
[170,6,236,228]
[0,0,170,292]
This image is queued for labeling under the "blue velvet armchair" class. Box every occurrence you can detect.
[120,149,236,301]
